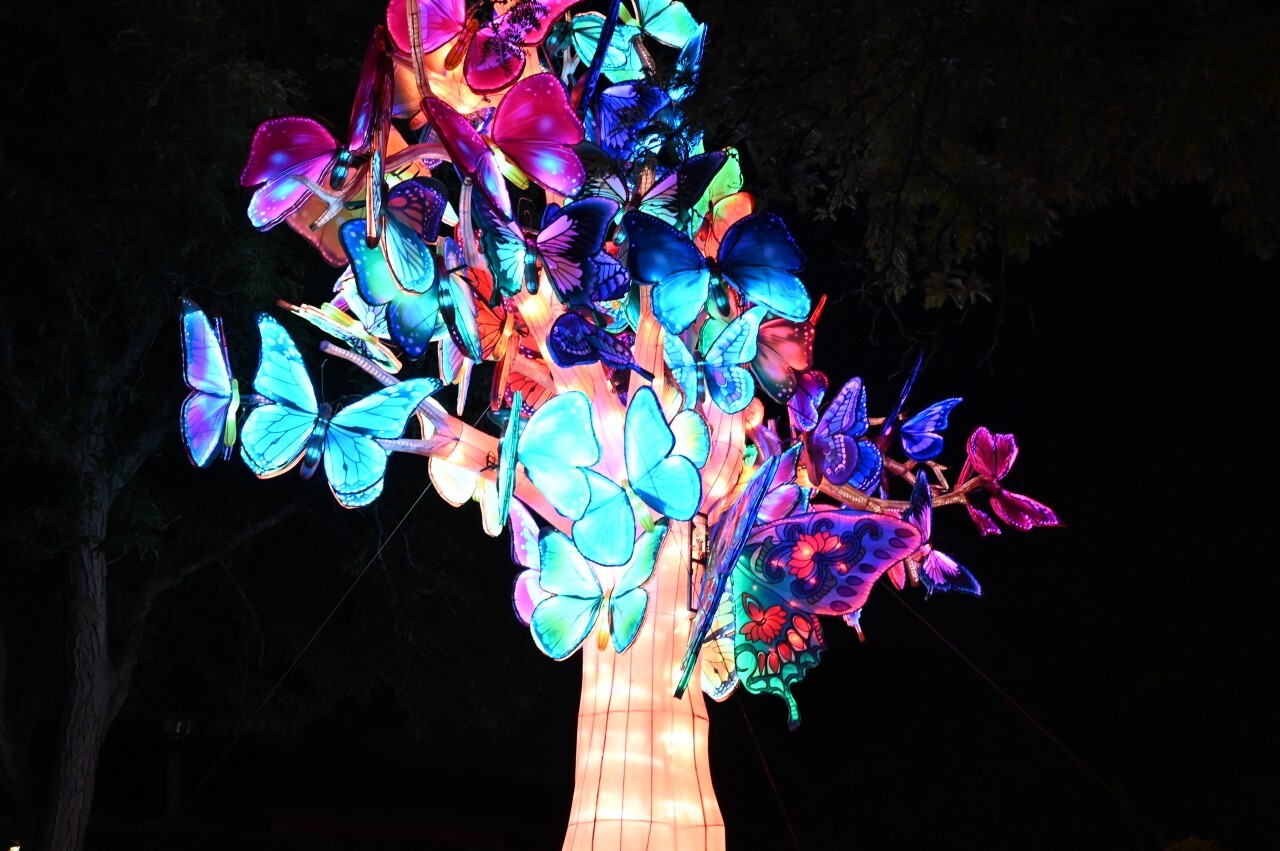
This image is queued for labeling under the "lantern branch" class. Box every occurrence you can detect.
[320,341,571,534]
[805,462,982,515]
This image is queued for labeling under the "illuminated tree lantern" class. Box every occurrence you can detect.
[186,1,1060,846]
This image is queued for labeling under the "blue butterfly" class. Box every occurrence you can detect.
[530,522,668,660]
[571,385,709,566]
[179,298,241,468]
[473,191,623,307]
[663,306,765,414]
[622,210,809,335]
[587,80,670,162]
[878,354,962,463]
[516,390,602,523]
[339,217,442,360]
[239,313,442,508]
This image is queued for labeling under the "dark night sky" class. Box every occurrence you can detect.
[90,186,1276,851]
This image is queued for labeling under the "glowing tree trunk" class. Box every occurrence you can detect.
[370,284,742,849]
[564,521,725,851]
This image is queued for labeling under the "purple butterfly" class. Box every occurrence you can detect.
[960,426,1062,536]
[474,192,622,306]
[179,298,242,468]
[895,472,981,596]
[804,376,883,491]
[547,311,653,379]
[787,369,827,433]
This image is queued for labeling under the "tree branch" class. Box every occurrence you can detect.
[113,499,313,691]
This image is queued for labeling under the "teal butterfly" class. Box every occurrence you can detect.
[530,522,668,660]
[663,306,765,414]
[570,0,702,80]
[516,390,601,523]
[240,313,442,508]
[571,385,709,566]
[339,177,449,359]
[568,13,645,84]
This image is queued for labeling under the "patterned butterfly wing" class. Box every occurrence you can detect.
[381,177,448,293]
[590,81,670,162]
[787,369,827,434]
[675,452,781,697]
[517,390,600,522]
[179,298,239,468]
[386,0,467,56]
[700,307,764,414]
[239,314,319,478]
[606,522,667,653]
[699,575,738,701]
[339,218,441,359]
[638,149,728,229]
[634,0,701,49]
[463,0,578,94]
[535,197,620,306]
[421,96,511,218]
[750,314,815,403]
[625,386,705,522]
[510,498,547,626]
[900,397,962,461]
[530,529,604,660]
[809,376,882,489]
[905,474,981,596]
[737,509,920,727]
[323,377,442,507]
[568,13,645,84]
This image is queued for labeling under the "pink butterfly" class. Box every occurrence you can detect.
[387,0,578,95]
[960,426,1062,536]
[422,73,586,219]
[240,26,392,231]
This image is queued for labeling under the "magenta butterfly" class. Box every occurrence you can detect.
[240,25,392,231]
[959,426,1061,535]
[422,73,586,220]
[387,0,578,94]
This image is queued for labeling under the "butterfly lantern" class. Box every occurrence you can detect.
[192,0,1062,759]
